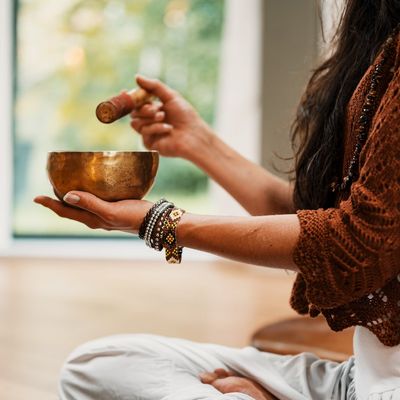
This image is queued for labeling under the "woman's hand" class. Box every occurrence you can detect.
[200,369,278,400]
[34,191,153,234]
[132,76,294,217]
[131,75,214,161]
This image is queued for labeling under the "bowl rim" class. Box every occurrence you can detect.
[47,150,158,155]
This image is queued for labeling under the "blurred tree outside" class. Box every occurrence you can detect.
[14,0,225,236]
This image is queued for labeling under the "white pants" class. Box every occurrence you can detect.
[59,334,356,400]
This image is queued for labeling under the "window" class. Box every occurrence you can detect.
[13,0,225,237]
[0,0,265,258]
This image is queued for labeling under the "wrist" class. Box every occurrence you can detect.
[175,212,196,248]
[180,123,216,165]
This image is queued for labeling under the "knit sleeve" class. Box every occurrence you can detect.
[293,67,400,309]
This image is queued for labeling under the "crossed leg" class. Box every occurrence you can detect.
[58,334,353,400]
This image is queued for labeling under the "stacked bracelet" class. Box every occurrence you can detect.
[144,201,174,248]
[138,198,167,240]
[138,199,185,263]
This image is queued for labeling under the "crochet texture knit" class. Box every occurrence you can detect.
[290,31,400,347]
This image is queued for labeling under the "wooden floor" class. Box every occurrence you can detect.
[0,257,297,400]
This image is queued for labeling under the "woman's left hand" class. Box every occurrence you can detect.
[200,369,278,400]
[34,191,153,234]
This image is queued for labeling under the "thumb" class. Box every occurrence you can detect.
[136,75,175,103]
[63,191,112,220]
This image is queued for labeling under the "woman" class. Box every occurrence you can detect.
[35,1,400,399]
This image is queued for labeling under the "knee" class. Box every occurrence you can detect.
[58,334,164,400]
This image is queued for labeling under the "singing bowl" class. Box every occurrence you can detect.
[47,151,159,202]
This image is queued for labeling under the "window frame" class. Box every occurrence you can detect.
[0,0,14,255]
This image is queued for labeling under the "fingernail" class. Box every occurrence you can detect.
[63,193,80,204]
[155,111,165,120]
[164,123,172,130]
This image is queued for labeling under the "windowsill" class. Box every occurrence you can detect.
[0,237,217,261]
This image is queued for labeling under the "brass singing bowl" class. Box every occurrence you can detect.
[47,151,159,202]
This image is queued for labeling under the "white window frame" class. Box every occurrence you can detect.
[0,0,13,255]
[0,0,263,260]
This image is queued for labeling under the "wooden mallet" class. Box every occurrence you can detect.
[96,88,155,124]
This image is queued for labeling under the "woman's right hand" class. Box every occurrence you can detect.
[132,78,294,217]
[131,75,214,161]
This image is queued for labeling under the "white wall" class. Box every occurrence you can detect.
[211,0,263,216]
[320,0,345,52]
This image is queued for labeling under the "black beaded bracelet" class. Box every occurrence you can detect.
[150,208,170,251]
[138,198,167,240]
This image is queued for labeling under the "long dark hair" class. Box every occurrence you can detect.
[292,0,400,210]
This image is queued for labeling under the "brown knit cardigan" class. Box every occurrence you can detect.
[290,31,400,347]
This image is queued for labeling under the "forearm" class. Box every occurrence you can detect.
[176,212,300,271]
[187,131,294,216]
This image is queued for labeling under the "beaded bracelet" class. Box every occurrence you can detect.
[144,201,174,248]
[150,208,170,251]
[161,207,186,264]
[138,198,167,240]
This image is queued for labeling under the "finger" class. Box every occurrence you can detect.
[154,111,165,121]
[34,196,106,229]
[209,376,247,394]
[141,123,172,136]
[136,110,164,122]
[136,75,175,103]
[130,118,153,133]
[130,118,146,133]
[130,114,165,133]
[62,191,113,222]
[199,372,218,384]
[214,369,231,379]
[209,378,232,394]
[131,104,163,118]
[141,133,161,151]
[147,135,173,154]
